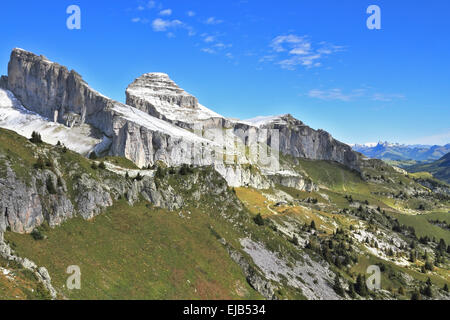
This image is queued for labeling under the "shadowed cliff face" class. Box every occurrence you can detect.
[7,48,116,135]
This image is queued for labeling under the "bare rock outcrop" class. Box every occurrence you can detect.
[4,48,360,188]
[6,49,213,170]
[125,72,360,172]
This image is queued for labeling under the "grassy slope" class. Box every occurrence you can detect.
[5,200,261,300]
[235,156,450,295]
[0,257,51,300]
[297,158,450,242]
[1,128,449,299]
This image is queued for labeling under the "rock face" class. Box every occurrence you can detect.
[126,73,223,129]
[6,49,213,170]
[125,71,360,172]
[0,240,57,298]
[127,73,199,111]
[0,161,108,234]
[0,166,44,233]
[0,76,7,89]
[0,132,236,235]
[4,48,360,188]
[257,114,359,172]
[7,49,112,132]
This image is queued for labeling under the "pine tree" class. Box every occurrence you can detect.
[422,278,433,298]
[411,289,421,300]
[409,250,416,263]
[46,177,57,194]
[355,274,368,297]
[34,157,45,170]
[333,275,345,297]
[254,213,265,226]
[437,238,446,253]
[424,260,434,271]
[348,282,356,298]
[30,131,43,144]
[310,220,316,230]
[155,166,165,179]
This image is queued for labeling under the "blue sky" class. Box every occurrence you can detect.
[0,0,449,145]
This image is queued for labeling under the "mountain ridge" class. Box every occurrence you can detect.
[353,141,450,161]
[1,48,361,182]
[407,152,450,184]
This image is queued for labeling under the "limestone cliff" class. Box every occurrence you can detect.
[126,72,360,172]
[5,49,213,169]
[3,48,359,188]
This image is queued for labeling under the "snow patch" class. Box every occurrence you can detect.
[0,89,103,155]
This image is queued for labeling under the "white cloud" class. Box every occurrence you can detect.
[270,35,309,52]
[204,36,215,43]
[152,18,183,32]
[289,45,311,55]
[259,55,276,63]
[159,9,172,16]
[307,88,405,103]
[265,34,344,70]
[279,54,321,70]
[204,17,223,25]
[186,27,196,36]
[214,43,232,49]
[187,11,196,17]
[151,18,195,37]
[308,89,365,102]
[138,1,155,11]
[372,93,405,102]
[201,48,216,54]
[131,17,141,23]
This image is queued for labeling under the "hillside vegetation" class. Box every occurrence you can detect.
[1,128,450,300]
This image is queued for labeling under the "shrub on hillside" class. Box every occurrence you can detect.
[254,213,265,226]
[30,131,43,144]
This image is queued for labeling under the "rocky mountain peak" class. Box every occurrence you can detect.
[126,72,198,110]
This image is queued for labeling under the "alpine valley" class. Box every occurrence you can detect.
[0,49,449,300]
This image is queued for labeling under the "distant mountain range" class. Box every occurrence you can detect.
[352,142,450,161]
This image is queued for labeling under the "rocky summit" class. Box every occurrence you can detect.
[2,48,360,186]
[0,48,449,301]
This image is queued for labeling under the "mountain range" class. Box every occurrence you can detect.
[352,142,450,162]
[0,48,449,300]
